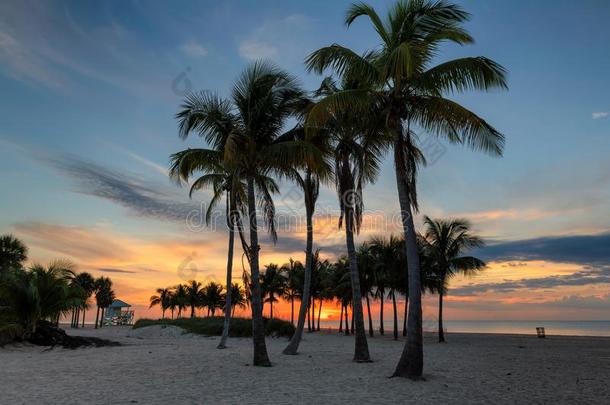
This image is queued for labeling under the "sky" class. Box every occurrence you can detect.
[1,0,609,323]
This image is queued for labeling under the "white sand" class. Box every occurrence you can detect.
[1,326,609,404]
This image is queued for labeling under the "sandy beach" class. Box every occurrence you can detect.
[1,326,608,404]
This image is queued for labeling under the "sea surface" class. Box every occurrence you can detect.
[320,320,610,337]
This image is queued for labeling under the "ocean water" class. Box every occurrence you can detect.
[319,320,610,337]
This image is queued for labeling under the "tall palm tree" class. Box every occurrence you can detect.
[307,77,386,362]
[149,287,171,319]
[172,284,188,318]
[0,234,28,273]
[421,217,486,342]
[175,62,319,366]
[306,0,506,378]
[170,139,252,347]
[332,257,353,336]
[281,258,304,325]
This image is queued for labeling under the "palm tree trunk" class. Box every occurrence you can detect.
[365,294,374,337]
[246,176,271,366]
[339,304,344,332]
[344,198,370,361]
[270,299,274,319]
[392,291,398,340]
[94,307,99,329]
[379,293,385,335]
[162,309,166,320]
[74,308,79,329]
[345,305,349,336]
[311,297,315,330]
[438,292,445,343]
[218,206,236,349]
[82,308,86,328]
[100,308,105,328]
[317,298,322,331]
[70,310,75,328]
[403,295,408,337]
[284,198,314,353]
[392,123,424,378]
[290,296,294,325]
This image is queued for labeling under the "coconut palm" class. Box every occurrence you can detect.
[281,258,304,325]
[175,62,320,366]
[421,216,486,342]
[357,243,376,337]
[94,277,115,328]
[171,284,188,318]
[229,283,247,316]
[316,258,334,331]
[149,287,172,319]
[203,282,225,316]
[183,280,203,318]
[261,263,286,319]
[332,257,353,336]
[306,77,386,361]
[71,272,95,328]
[0,234,28,273]
[306,0,506,378]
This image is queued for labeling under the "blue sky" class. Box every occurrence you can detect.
[1,0,609,320]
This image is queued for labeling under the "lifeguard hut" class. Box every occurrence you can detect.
[104,299,135,326]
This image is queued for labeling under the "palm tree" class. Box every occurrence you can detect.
[281,258,303,325]
[0,259,84,337]
[421,217,486,342]
[71,272,95,328]
[229,283,247,316]
[170,133,252,347]
[149,287,172,319]
[94,277,115,328]
[261,264,286,319]
[332,257,353,336]
[175,62,319,366]
[316,259,334,331]
[203,282,225,316]
[172,284,188,318]
[0,234,28,273]
[357,243,376,337]
[306,0,506,378]
[369,236,405,340]
[184,280,203,318]
[306,77,386,362]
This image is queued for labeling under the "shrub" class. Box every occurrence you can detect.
[133,316,295,338]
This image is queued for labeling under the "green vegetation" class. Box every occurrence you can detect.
[133,316,295,338]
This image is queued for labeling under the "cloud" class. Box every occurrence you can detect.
[238,40,277,60]
[592,112,609,119]
[98,268,137,274]
[237,14,315,65]
[452,265,610,296]
[14,222,133,263]
[477,232,610,266]
[180,40,208,58]
[47,154,202,222]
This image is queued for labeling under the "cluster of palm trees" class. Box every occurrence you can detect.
[169,0,506,378]
[0,234,116,340]
[149,281,247,321]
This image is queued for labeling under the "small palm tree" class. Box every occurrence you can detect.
[421,217,486,342]
[94,277,115,328]
[357,243,376,337]
[0,234,28,272]
[184,280,203,318]
[281,258,304,325]
[229,283,247,316]
[261,264,286,319]
[172,284,188,318]
[71,272,95,328]
[149,288,172,319]
[203,282,225,316]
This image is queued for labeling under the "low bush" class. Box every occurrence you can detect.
[133,316,295,338]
